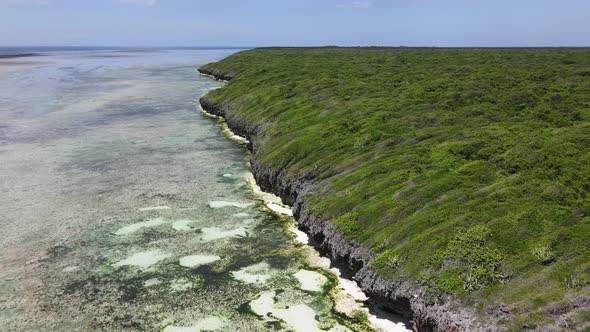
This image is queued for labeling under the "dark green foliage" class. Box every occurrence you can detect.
[429,225,508,293]
[201,48,590,327]
[332,212,361,236]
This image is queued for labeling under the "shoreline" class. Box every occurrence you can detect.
[198,102,412,332]
[198,69,489,331]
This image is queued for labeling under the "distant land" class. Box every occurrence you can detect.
[0,53,42,59]
[0,46,250,57]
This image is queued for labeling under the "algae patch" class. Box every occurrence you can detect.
[170,277,201,292]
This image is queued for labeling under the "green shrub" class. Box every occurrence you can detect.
[531,244,556,264]
[371,248,405,271]
[332,212,360,237]
[429,225,508,292]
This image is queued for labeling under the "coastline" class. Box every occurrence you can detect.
[199,103,412,332]
[197,71,487,331]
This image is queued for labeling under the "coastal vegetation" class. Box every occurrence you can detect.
[199,48,590,330]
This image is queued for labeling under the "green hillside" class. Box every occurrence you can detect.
[200,48,590,329]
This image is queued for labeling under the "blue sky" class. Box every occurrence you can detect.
[0,0,588,47]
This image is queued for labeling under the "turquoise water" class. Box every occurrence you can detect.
[0,49,392,331]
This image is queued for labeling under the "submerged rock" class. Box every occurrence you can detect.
[198,227,247,242]
[115,218,168,235]
[231,262,273,285]
[113,250,171,269]
[179,255,221,268]
[163,316,226,332]
[293,269,327,292]
[208,201,253,209]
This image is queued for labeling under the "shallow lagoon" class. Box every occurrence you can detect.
[0,49,410,331]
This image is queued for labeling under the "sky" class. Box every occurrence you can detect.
[0,0,588,47]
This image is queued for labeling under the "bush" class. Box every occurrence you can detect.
[532,244,556,264]
[430,225,508,292]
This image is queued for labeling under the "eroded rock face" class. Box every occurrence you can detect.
[198,68,235,82]
[200,91,490,332]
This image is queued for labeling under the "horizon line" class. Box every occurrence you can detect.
[1,45,590,49]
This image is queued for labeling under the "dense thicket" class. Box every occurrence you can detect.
[200,48,590,329]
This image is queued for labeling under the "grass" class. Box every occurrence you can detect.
[200,47,590,329]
